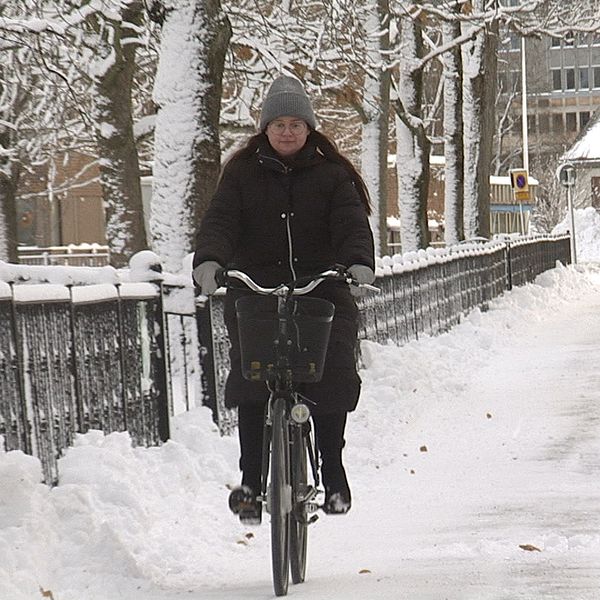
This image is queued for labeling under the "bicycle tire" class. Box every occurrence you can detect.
[290,423,308,584]
[270,397,291,597]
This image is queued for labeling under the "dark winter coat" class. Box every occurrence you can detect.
[193,136,375,414]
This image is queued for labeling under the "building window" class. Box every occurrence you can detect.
[593,34,600,47]
[552,69,562,91]
[564,32,575,47]
[594,66,600,89]
[552,114,564,133]
[565,68,576,90]
[566,112,577,132]
[580,111,591,129]
[539,114,550,133]
[579,67,589,89]
[551,36,561,48]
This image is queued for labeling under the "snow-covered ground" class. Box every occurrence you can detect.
[2,210,600,600]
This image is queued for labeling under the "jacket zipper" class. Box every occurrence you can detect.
[258,153,297,280]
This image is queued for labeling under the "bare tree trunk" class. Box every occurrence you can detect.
[361,0,391,257]
[0,151,19,263]
[151,0,231,272]
[462,1,498,240]
[394,15,430,252]
[442,13,464,246]
[92,1,147,268]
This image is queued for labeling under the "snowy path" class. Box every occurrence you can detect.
[2,264,600,600]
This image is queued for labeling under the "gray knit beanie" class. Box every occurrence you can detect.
[259,75,317,131]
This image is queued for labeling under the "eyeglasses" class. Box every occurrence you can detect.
[267,120,308,135]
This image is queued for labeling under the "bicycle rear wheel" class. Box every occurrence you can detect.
[270,397,291,597]
[290,423,308,584]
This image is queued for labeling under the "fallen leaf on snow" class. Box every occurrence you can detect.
[519,544,542,552]
[359,569,372,574]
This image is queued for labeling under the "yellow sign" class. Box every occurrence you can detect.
[514,190,530,202]
[509,169,530,202]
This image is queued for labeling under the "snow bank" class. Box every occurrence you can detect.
[2,264,600,599]
[552,207,600,262]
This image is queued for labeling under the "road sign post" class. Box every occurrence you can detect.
[509,169,530,234]
[556,163,577,264]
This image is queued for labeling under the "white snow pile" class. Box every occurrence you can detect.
[552,206,600,262]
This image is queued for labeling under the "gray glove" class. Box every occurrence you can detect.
[192,261,221,296]
[347,264,375,297]
[348,264,375,284]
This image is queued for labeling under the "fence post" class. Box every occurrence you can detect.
[8,282,31,455]
[154,283,171,443]
[505,240,513,291]
[195,295,218,423]
[67,285,85,433]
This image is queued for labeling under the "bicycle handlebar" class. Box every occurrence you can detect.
[216,266,378,296]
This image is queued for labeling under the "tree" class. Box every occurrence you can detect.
[393,10,431,252]
[462,0,498,240]
[150,0,231,272]
[86,1,149,267]
[361,0,392,256]
[441,3,464,246]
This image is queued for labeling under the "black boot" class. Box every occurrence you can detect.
[228,485,262,525]
[233,404,265,525]
[313,412,352,515]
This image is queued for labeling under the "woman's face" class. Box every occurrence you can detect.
[265,116,310,157]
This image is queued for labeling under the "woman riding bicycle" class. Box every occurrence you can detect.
[193,74,375,523]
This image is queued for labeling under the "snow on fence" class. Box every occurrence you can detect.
[0,236,571,484]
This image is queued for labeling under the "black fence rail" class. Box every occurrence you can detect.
[0,276,169,484]
[0,235,571,482]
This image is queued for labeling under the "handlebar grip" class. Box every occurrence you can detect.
[214,267,229,288]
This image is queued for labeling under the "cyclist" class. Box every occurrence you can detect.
[193,74,375,523]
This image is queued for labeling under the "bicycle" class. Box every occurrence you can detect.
[218,266,376,597]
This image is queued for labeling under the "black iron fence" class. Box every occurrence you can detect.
[0,235,571,483]
[196,235,571,433]
[0,274,169,484]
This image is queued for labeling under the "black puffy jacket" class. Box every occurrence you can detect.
[193,137,375,414]
[193,138,375,283]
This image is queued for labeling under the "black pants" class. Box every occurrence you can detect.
[238,403,350,501]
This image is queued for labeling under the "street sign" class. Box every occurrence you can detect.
[556,163,576,187]
[509,168,530,202]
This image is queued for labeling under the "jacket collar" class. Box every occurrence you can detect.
[256,138,323,173]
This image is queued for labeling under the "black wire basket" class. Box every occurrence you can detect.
[235,295,335,383]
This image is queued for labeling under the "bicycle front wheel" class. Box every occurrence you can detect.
[290,423,308,584]
[270,397,291,597]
